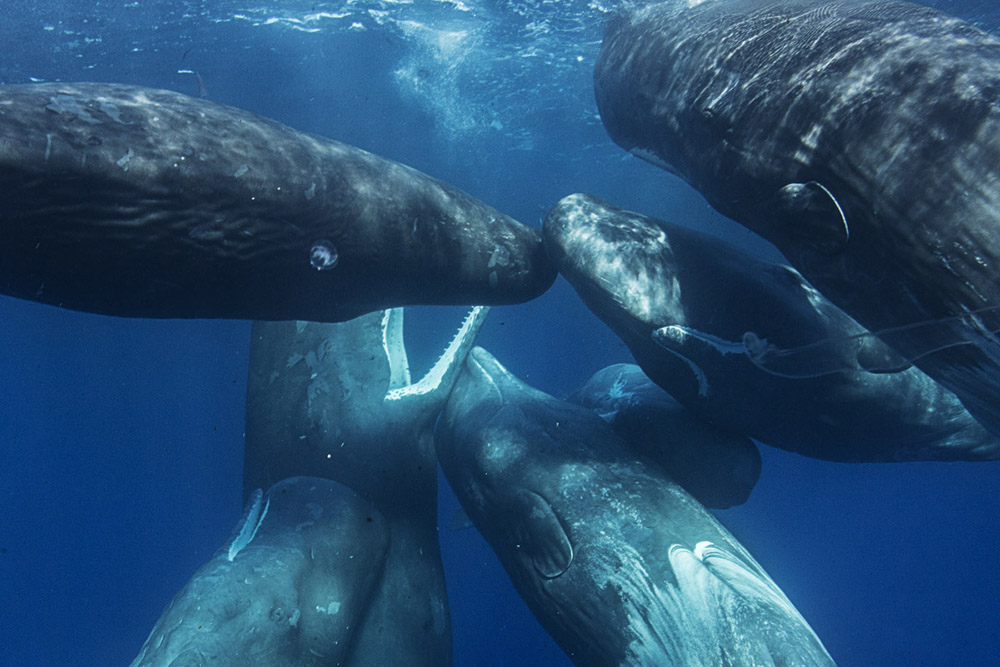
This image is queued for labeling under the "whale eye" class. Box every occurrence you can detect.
[309,241,338,271]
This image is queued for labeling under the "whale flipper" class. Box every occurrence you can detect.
[515,490,574,580]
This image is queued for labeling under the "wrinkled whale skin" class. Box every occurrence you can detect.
[436,347,835,667]
[0,82,553,321]
[595,0,1000,433]
[544,193,998,462]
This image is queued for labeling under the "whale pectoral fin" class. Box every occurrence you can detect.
[855,335,913,373]
[225,488,267,561]
[669,541,828,660]
[772,181,849,255]
[514,490,573,579]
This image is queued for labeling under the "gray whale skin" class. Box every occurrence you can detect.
[436,346,835,667]
[0,82,554,321]
[595,0,1000,435]
[242,306,490,666]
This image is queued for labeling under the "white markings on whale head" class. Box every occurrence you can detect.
[557,194,684,327]
[315,601,342,615]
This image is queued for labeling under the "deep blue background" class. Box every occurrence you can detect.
[1,2,998,666]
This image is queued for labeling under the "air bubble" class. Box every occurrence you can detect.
[309,241,338,271]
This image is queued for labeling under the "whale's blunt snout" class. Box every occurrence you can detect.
[542,193,593,253]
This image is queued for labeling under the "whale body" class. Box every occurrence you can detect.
[0,82,554,321]
[567,363,761,508]
[131,477,390,667]
[595,0,1000,434]
[544,193,998,462]
[436,346,835,666]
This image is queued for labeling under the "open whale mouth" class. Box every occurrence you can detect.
[383,305,490,402]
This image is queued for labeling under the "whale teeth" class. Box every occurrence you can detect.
[385,305,490,401]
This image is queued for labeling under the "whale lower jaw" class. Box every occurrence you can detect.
[384,305,490,402]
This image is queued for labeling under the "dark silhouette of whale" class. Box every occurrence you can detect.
[545,193,998,462]
[0,82,554,321]
[595,0,1000,435]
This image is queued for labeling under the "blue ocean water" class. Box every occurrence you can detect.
[0,1,998,665]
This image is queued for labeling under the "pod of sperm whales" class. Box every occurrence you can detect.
[242,307,490,665]
[0,82,553,321]
[436,346,835,667]
[594,0,1000,435]
[567,363,760,508]
[131,476,391,667]
[545,193,999,462]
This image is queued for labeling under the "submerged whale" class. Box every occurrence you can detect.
[131,476,390,667]
[567,363,761,508]
[133,306,488,666]
[594,0,1000,434]
[436,346,835,667]
[545,193,998,462]
[0,82,553,321]
[241,306,489,666]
